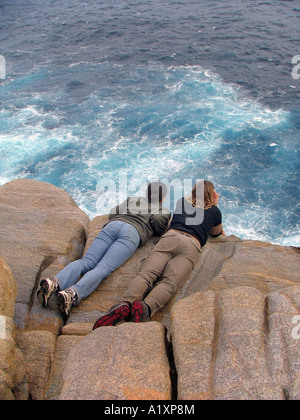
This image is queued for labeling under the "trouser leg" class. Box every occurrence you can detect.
[73,222,140,301]
[122,239,172,304]
[122,231,201,316]
[144,255,195,315]
[56,226,115,291]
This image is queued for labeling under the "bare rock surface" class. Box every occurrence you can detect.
[59,322,172,400]
[0,179,89,331]
[170,286,300,400]
[0,258,27,399]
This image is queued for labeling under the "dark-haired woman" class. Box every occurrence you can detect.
[93,180,225,328]
[37,182,171,315]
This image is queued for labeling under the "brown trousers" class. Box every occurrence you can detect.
[122,230,201,316]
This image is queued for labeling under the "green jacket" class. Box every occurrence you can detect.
[108,196,171,246]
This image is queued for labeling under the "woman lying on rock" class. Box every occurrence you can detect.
[37,182,171,315]
[93,180,225,329]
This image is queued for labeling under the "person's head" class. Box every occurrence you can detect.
[147,182,168,204]
[191,180,220,209]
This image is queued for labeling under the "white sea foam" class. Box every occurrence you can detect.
[0,176,11,186]
[0,63,296,245]
[274,235,300,247]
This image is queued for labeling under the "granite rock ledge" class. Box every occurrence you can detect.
[0,179,299,400]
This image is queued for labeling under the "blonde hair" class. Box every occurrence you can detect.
[189,180,215,210]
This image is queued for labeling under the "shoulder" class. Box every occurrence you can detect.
[127,196,148,208]
[174,197,188,211]
[211,205,221,213]
[208,206,222,223]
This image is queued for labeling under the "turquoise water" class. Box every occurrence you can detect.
[0,0,299,246]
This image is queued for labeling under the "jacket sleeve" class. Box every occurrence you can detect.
[149,209,172,236]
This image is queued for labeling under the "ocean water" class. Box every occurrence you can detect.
[0,0,299,246]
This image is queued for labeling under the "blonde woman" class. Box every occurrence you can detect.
[93,180,225,328]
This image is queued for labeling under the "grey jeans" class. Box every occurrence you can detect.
[122,230,201,315]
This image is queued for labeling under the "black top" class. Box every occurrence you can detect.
[170,198,222,247]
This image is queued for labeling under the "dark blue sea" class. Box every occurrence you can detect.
[0,0,299,246]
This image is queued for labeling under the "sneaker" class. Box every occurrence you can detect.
[37,277,59,307]
[58,288,78,316]
[131,300,150,323]
[93,302,131,330]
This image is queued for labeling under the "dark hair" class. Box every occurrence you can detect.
[147,182,168,203]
